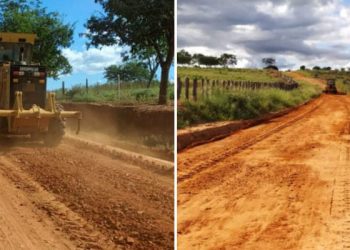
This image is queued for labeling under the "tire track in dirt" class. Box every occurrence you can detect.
[178,96,323,183]
[323,97,350,249]
[178,94,350,249]
[0,159,77,250]
[0,137,174,249]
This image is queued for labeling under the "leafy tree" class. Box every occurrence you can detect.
[300,65,306,70]
[122,48,159,88]
[191,54,219,67]
[104,61,150,83]
[86,0,174,105]
[177,49,192,65]
[0,0,74,78]
[313,66,321,70]
[219,53,237,67]
[322,66,331,71]
[192,53,205,65]
[199,56,220,67]
[262,57,276,67]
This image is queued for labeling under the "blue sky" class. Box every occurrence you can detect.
[41,0,174,90]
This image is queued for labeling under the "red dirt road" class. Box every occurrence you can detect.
[178,94,350,249]
[0,138,173,249]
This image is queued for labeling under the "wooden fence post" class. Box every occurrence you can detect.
[62,81,65,95]
[86,78,89,93]
[206,79,210,98]
[185,77,190,100]
[177,77,182,100]
[201,79,205,97]
[193,78,198,101]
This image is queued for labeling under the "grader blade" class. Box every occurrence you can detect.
[0,91,82,135]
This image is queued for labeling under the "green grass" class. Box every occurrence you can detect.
[178,83,322,129]
[55,82,174,104]
[178,67,280,82]
[336,79,350,94]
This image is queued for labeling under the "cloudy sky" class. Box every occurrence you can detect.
[42,0,174,90]
[178,0,350,70]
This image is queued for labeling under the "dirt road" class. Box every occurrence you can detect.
[0,137,174,249]
[178,94,350,249]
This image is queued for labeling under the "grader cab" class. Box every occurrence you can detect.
[0,32,81,146]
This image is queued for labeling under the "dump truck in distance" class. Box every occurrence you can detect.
[0,32,81,146]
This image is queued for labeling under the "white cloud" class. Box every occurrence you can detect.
[62,46,124,75]
[178,0,350,70]
[256,2,289,17]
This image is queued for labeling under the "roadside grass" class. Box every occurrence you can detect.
[178,82,322,129]
[178,67,280,82]
[55,82,174,104]
[336,79,350,94]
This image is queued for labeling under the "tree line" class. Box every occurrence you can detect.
[177,50,237,67]
[178,50,280,70]
[300,65,350,72]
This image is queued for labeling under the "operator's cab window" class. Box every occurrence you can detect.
[0,43,32,64]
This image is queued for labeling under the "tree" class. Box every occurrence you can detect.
[192,53,205,65]
[177,49,192,65]
[198,56,220,67]
[191,54,219,67]
[322,66,331,71]
[300,65,306,70]
[313,66,321,70]
[262,57,276,67]
[104,61,150,83]
[219,53,237,67]
[0,0,74,79]
[122,48,159,88]
[86,0,174,105]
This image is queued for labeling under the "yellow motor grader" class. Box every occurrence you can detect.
[0,32,81,146]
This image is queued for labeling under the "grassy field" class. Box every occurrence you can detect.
[178,74,322,129]
[178,67,280,82]
[336,79,350,94]
[55,82,174,105]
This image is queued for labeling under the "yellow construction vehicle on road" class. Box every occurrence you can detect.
[0,32,81,146]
